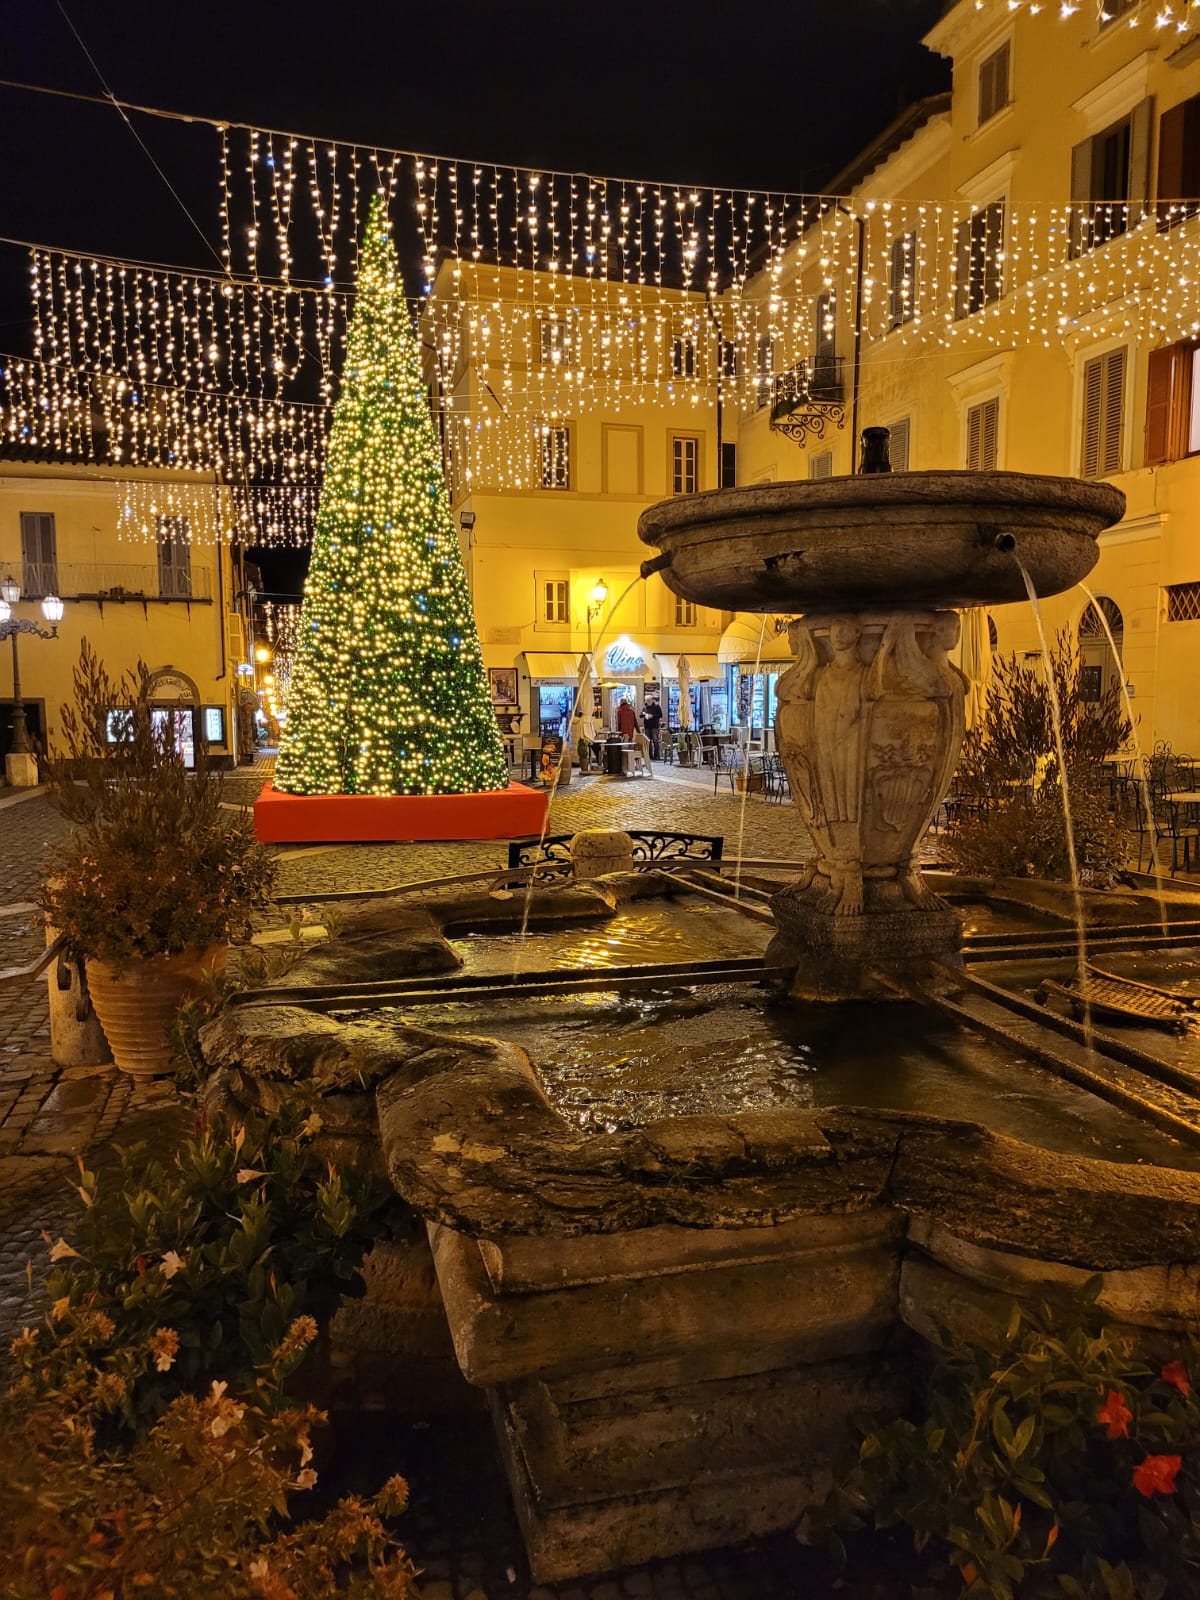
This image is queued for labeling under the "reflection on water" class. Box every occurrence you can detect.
[953,900,1066,939]
[450,899,771,976]
[359,984,1200,1170]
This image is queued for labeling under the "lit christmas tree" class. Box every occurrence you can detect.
[273,194,508,798]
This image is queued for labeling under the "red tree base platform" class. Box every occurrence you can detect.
[253,782,549,844]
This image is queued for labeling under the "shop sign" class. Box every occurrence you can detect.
[604,642,645,675]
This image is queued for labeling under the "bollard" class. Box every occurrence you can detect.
[569,829,635,879]
[46,924,112,1068]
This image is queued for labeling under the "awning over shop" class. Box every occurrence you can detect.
[655,653,723,682]
[717,614,793,666]
[599,636,653,678]
[521,652,588,682]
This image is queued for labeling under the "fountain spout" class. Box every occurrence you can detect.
[640,551,674,580]
[979,523,1017,554]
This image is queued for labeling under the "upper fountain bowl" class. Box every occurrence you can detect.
[638,471,1126,613]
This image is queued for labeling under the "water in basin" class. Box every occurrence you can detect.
[356,984,1200,1170]
[450,897,771,976]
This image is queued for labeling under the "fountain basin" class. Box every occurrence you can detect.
[637,471,1125,613]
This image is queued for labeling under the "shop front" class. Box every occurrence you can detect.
[521,653,590,739]
[718,616,795,750]
[598,636,653,731]
[654,653,726,731]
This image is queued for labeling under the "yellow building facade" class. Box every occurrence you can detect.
[737,1,1200,753]
[0,463,253,774]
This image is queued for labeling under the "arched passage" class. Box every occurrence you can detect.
[1078,595,1124,704]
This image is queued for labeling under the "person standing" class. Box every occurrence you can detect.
[641,696,663,759]
[616,696,638,740]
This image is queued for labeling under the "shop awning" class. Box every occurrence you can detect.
[718,615,793,666]
[521,652,588,682]
[655,653,723,682]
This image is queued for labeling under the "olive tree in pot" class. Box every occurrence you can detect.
[40,643,275,1078]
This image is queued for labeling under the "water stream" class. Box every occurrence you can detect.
[731,616,770,900]
[512,573,646,962]
[1017,558,1094,1049]
[1077,581,1169,937]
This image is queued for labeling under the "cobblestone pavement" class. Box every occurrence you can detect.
[0,765,846,1599]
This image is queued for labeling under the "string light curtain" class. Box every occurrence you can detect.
[273,194,508,798]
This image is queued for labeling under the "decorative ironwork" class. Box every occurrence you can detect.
[769,358,847,446]
[507,831,725,873]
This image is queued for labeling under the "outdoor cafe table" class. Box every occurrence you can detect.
[604,740,635,775]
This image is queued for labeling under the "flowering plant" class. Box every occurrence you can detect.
[40,642,275,967]
[803,1286,1200,1597]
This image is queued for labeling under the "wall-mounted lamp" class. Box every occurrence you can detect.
[459,511,476,531]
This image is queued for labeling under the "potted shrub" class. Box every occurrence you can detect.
[40,643,275,1078]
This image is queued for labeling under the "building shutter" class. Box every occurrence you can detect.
[954,215,972,321]
[967,397,999,471]
[983,202,1005,305]
[720,442,737,487]
[809,452,834,481]
[1127,97,1155,228]
[1081,348,1126,479]
[20,512,58,596]
[1070,137,1094,258]
[889,418,911,472]
[1157,94,1200,229]
[1144,342,1194,466]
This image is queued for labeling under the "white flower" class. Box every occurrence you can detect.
[160,1250,186,1279]
[295,1468,318,1490]
[236,1167,268,1185]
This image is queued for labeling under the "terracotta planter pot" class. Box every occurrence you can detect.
[86,946,227,1079]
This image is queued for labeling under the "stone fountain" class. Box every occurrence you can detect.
[639,469,1127,998]
[203,463,1200,1586]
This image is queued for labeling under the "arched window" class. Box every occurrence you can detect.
[1078,594,1124,640]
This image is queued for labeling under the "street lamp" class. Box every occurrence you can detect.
[0,575,65,780]
[584,577,609,665]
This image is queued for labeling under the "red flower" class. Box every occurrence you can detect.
[1098,1388,1133,1439]
[1162,1360,1191,1396]
[1133,1454,1181,1498]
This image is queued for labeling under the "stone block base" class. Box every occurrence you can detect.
[4,751,39,788]
[767,887,963,1001]
[491,1358,909,1582]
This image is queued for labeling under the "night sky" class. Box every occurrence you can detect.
[1,0,949,590]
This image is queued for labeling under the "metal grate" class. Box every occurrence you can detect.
[1166,582,1200,622]
[1079,594,1124,637]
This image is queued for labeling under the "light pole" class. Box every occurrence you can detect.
[0,574,65,787]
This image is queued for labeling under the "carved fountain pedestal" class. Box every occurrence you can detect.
[639,471,1127,999]
[770,609,966,999]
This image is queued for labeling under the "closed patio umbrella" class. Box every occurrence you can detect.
[960,607,993,730]
[677,654,694,730]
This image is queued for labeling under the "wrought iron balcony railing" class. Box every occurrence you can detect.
[11,562,213,602]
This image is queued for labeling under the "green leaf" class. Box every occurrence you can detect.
[1012,1414,1037,1459]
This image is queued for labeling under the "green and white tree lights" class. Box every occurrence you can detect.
[274,193,508,798]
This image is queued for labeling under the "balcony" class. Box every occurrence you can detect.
[768,358,847,446]
[17,562,213,604]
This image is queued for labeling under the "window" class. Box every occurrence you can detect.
[809,451,834,481]
[1166,583,1200,622]
[755,334,774,409]
[954,202,1005,319]
[966,397,1000,471]
[813,292,838,392]
[672,337,697,378]
[540,577,569,625]
[671,434,700,495]
[674,596,697,627]
[1070,101,1153,255]
[888,417,912,472]
[156,516,193,598]
[1157,93,1200,230]
[19,511,58,597]
[1080,347,1127,479]
[888,232,918,328]
[720,442,737,487]
[978,42,1011,127]
[1145,341,1200,464]
[1099,0,1138,28]
[539,424,571,489]
[539,320,567,366]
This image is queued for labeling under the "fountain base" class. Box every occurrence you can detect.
[768,884,963,1001]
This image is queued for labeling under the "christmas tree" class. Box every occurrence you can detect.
[274,194,509,798]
